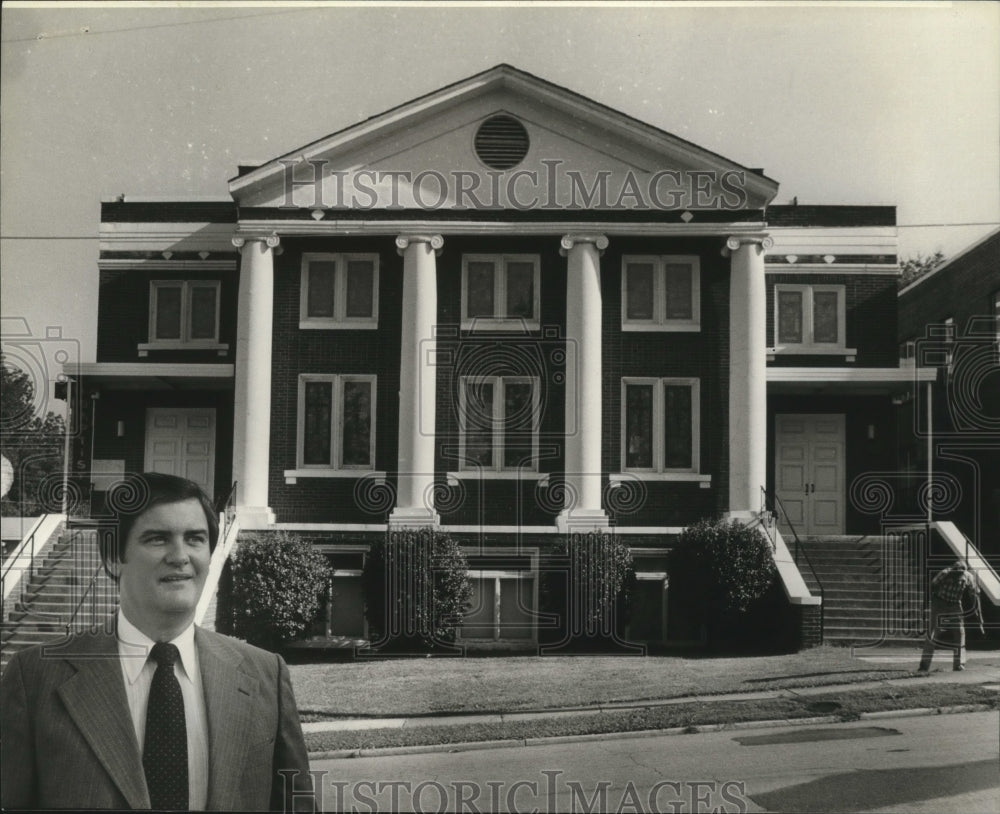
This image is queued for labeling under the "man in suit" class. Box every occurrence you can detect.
[1,473,316,811]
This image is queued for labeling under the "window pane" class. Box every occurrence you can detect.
[663,385,692,469]
[505,261,534,319]
[813,291,839,343]
[663,263,693,320]
[189,286,217,340]
[499,578,534,639]
[463,578,496,638]
[462,380,494,467]
[341,380,372,467]
[303,381,333,465]
[466,261,495,318]
[307,261,336,318]
[625,263,655,320]
[503,381,534,469]
[625,384,654,469]
[777,290,803,344]
[154,286,182,340]
[345,260,375,318]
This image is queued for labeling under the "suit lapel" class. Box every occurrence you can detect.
[197,628,258,811]
[55,631,150,810]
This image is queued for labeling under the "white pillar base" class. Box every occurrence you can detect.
[235,506,276,529]
[556,508,610,534]
[387,507,440,530]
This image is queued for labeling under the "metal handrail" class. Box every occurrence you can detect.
[64,561,111,634]
[2,515,53,623]
[761,486,825,636]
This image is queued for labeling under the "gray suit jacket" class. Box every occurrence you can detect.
[1,626,314,811]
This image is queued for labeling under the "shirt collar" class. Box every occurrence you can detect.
[117,609,198,686]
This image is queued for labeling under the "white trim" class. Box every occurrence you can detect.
[767,366,938,384]
[446,470,547,481]
[69,362,234,378]
[235,219,768,238]
[295,373,377,472]
[138,342,229,352]
[299,252,379,329]
[621,255,700,331]
[458,375,540,472]
[99,221,236,253]
[765,264,898,275]
[461,254,541,329]
[610,472,711,484]
[269,522,686,534]
[99,259,237,272]
[284,469,387,483]
[773,283,846,350]
[621,377,701,475]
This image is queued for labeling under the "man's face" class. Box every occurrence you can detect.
[118,497,211,637]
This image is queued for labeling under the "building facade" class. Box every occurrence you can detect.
[69,66,935,647]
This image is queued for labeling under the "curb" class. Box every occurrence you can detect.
[307,705,994,760]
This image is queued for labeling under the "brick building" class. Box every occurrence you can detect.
[67,65,941,647]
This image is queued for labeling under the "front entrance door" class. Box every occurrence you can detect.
[144,408,216,500]
[775,414,845,535]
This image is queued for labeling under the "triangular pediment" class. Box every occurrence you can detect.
[230,65,778,213]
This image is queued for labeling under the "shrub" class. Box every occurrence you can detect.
[541,530,635,648]
[669,517,778,649]
[362,527,472,651]
[227,531,331,650]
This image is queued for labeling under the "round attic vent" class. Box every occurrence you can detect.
[474,115,530,170]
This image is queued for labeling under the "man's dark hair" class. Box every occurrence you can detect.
[100,472,219,576]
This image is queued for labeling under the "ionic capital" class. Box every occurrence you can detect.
[559,234,609,257]
[232,233,282,254]
[396,234,444,257]
[721,235,773,257]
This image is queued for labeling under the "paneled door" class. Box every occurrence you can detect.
[775,414,845,535]
[144,408,216,500]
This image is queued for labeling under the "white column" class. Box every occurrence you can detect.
[388,234,443,528]
[232,234,279,527]
[725,234,772,516]
[558,234,609,532]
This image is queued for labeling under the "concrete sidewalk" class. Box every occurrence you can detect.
[302,649,1000,735]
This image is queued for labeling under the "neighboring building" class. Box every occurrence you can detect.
[897,227,1000,556]
[66,65,938,647]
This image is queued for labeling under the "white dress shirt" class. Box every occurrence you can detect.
[117,610,210,810]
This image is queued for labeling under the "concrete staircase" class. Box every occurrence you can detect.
[1,528,119,674]
[796,534,925,646]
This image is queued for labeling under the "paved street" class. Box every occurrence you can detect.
[310,710,999,812]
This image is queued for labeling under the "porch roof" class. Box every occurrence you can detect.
[767,365,937,396]
[65,362,234,390]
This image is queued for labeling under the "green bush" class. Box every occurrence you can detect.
[227,532,331,650]
[541,530,635,648]
[363,527,472,651]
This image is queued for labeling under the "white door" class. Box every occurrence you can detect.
[144,408,216,500]
[775,414,845,535]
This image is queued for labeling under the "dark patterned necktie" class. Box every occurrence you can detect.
[143,642,188,810]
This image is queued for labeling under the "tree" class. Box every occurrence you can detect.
[0,354,65,516]
[899,251,945,288]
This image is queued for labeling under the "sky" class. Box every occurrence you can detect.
[1,1,998,370]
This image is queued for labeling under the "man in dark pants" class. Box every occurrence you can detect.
[2,472,316,811]
[918,560,984,672]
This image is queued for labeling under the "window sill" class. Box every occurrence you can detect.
[447,471,546,484]
[621,322,701,333]
[138,342,228,357]
[284,469,384,484]
[769,345,857,360]
[611,472,712,488]
[298,320,378,330]
[461,319,540,333]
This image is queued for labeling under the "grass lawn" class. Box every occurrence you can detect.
[303,682,999,754]
[288,645,922,718]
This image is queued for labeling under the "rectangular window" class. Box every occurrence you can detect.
[621,256,700,331]
[772,284,846,349]
[149,281,221,345]
[297,374,376,470]
[461,571,535,641]
[461,255,540,329]
[459,376,539,471]
[621,378,700,473]
[300,253,378,328]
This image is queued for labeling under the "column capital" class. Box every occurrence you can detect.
[232,233,282,253]
[560,233,609,257]
[396,234,444,257]
[721,234,773,257]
